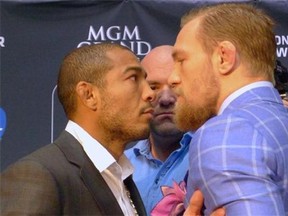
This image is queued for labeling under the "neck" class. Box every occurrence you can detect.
[149,133,183,162]
[216,68,270,113]
[71,117,126,161]
[102,138,127,161]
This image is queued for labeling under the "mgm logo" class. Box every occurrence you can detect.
[78,25,152,57]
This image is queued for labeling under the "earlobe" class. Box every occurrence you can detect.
[217,41,237,75]
[76,81,98,111]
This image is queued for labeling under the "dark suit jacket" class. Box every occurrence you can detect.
[1,131,146,216]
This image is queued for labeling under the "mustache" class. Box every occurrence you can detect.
[140,106,154,115]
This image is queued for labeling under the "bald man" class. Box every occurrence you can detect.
[125,45,190,215]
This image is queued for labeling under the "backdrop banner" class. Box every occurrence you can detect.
[1,0,288,170]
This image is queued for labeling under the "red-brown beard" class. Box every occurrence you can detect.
[174,100,216,131]
[174,73,219,131]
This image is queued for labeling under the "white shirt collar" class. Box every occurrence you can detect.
[65,121,134,215]
[65,120,133,176]
[218,81,274,115]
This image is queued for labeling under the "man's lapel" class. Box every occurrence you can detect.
[124,175,147,216]
[55,131,123,215]
[80,158,123,215]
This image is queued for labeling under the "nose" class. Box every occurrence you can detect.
[168,69,181,89]
[143,83,156,102]
[157,87,176,108]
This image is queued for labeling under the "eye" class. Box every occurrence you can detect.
[177,59,184,65]
[174,55,185,65]
[129,74,138,81]
[149,84,161,92]
[149,84,157,90]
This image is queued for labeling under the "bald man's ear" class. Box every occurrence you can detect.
[214,41,237,75]
[76,81,98,111]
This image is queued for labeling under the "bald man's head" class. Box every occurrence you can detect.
[141,45,184,139]
[141,45,173,71]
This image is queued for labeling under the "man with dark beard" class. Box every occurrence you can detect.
[1,43,154,215]
[169,3,288,215]
[125,45,189,215]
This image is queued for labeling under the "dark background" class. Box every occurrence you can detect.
[1,0,288,170]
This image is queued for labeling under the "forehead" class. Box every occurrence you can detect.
[106,48,145,76]
[107,48,139,65]
[173,18,201,57]
[142,55,174,83]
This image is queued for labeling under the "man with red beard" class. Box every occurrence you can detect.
[126,45,224,216]
[169,3,288,215]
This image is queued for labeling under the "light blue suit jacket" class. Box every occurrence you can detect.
[186,85,288,215]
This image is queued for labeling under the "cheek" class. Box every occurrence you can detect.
[181,67,199,93]
[115,85,140,100]
[184,77,208,102]
[151,95,159,108]
[181,60,197,81]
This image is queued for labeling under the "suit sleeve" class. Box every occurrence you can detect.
[1,159,61,215]
[188,119,285,215]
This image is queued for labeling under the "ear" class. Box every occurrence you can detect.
[214,41,237,75]
[75,81,98,111]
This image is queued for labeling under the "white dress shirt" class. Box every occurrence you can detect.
[65,120,136,215]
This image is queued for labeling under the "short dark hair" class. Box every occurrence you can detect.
[57,43,132,117]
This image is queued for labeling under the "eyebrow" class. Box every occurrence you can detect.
[124,66,147,78]
[172,49,184,61]
[147,80,159,85]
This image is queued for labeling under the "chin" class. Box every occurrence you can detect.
[152,123,179,135]
[129,127,150,141]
